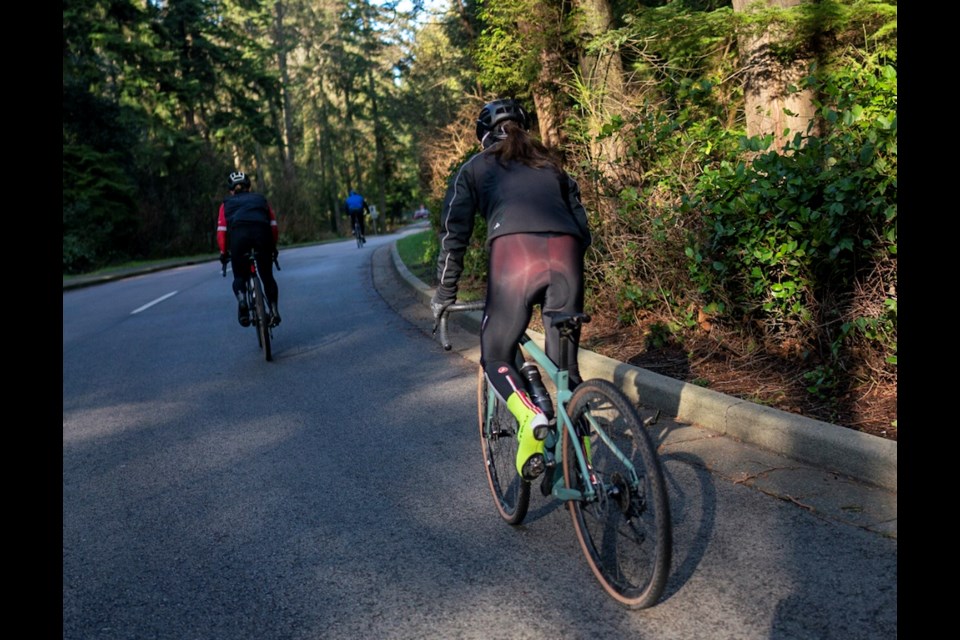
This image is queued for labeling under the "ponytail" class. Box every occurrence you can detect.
[488,121,562,171]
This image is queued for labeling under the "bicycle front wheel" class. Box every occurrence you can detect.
[252,276,272,362]
[562,379,671,609]
[477,367,530,524]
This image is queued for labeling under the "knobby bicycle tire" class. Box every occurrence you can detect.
[561,379,671,609]
[252,275,272,362]
[477,367,530,524]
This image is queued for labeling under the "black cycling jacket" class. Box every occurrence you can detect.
[222,192,273,228]
[436,149,592,297]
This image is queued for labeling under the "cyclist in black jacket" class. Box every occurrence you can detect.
[217,171,281,327]
[431,98,592,481]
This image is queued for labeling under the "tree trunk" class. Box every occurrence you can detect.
[513,0,567,149]
[342,84,363,191]
[313,81,340,234]
[732,0,819,148]
[274,1,296,177]
[366,66,388,232]
[574,0,627,192]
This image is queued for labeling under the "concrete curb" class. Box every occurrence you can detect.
[390,244,897,493]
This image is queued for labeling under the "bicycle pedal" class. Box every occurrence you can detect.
[521,454,545,481]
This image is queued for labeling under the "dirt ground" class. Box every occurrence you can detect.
[575,311,898,442]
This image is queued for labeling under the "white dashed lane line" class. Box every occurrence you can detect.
[131,291,178,315]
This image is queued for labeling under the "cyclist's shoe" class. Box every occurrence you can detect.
[507,392,549,480]
[237,294,250,327]
[268,303,281,328]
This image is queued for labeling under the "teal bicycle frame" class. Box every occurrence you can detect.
[510,332,642,505]
[437,299,672,609]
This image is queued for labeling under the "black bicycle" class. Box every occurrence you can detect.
[223,249,280,362]
[353,218,365,248]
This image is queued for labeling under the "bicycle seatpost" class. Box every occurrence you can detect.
[549,313,591,371]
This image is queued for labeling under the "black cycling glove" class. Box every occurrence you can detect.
[430,286,456,325]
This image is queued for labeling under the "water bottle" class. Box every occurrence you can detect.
[520,361,554,420]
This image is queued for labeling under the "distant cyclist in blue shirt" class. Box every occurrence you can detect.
[345,190,369,244]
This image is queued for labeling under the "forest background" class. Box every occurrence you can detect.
[63,0,897,439]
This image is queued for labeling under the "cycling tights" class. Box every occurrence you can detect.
[480,232,585,404]
[349,210,366,237]
[229,224,279,306]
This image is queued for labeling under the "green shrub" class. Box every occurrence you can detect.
[684,46,896,394]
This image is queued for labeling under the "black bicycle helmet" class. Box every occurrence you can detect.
[475,98,530,142]
[228,171,251,189]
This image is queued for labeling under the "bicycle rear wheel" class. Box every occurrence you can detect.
[247,282,262,349]
[252,276,272,362]
[355,222,363,248]
[561,379,671,609]
[477,367,530,524]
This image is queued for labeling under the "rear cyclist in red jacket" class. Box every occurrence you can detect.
[217,171,281,327]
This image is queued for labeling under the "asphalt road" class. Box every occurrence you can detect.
[62,228,897,639]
